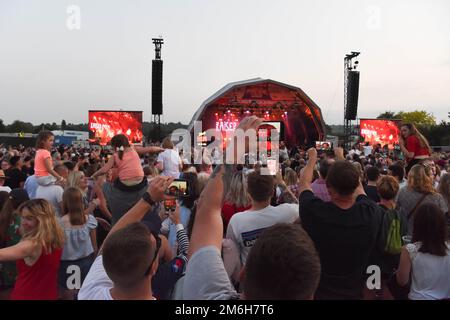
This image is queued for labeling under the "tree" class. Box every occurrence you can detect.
[419,121,450,146]
[61,120,67,131]
[395,110,436,126]
[6,120,34,133]
[0,119,5,133]
[376,111,396,119]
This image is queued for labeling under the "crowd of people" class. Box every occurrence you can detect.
[0,118,449,300]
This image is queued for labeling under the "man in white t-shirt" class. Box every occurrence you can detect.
[0,170,12,193]
[156,137,182,178]
[35,183,64,217]
[226,170,299,265]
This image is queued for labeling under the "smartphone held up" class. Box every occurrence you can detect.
[164,179,190,198]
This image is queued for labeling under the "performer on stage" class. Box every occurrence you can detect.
[399,123,431,175]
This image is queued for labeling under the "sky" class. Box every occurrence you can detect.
[0,0,449,125]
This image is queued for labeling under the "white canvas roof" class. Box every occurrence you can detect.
[187,78,324,132]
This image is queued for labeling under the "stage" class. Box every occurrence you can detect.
[187,78,326,148]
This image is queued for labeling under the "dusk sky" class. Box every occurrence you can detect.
[1,0,449,125]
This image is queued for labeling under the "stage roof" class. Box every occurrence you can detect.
[187,78,326,133]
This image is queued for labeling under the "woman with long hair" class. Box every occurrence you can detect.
[221,171,251,232]
[0,199,64,300]
[67,171,99,215]
[398,123,431,175]
[283,167,299,199]
[0,189,29,293]
[59,187,98,298]
[437,173,450,208]
[395,203,450,300]
[396,164,448,236]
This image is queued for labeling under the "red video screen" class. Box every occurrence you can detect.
[88,111,143,145]
[360,119,400,148]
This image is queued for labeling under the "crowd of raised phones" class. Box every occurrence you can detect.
[0,117,449,300]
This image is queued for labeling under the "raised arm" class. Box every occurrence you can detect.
[99,176,173,253]
[276,171,297,204]
[0,240,36,262]
[188,165,225,258]
[135,146,164,155]
[92,178,113,220]
[188,116,263,258]
[168,202,190,256]
[298,148,317,194]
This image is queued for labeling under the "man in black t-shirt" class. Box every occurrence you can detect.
[364,166,381,203]
[298,147,382,300]
[5,156,27,189]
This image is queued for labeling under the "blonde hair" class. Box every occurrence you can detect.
[284,168,298,186]
[408,164,435,194]
[162,137,174,149]
[67,171,85,191]
[63,187,87,226]
[225,171,250,208]
[143,165,158,178]
[18,199,64,253]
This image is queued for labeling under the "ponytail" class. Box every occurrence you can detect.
[110,134,130,161]
[116,146,125,160]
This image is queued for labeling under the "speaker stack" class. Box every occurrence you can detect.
[345,70,360,121]
[152,59,163,115]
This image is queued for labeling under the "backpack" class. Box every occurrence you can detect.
[380,207,405,255]
[384,210,402,254]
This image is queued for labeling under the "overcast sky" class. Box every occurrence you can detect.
[0,0,449,125]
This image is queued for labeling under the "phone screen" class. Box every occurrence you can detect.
[165,179,189,197]
[164,199,176,211]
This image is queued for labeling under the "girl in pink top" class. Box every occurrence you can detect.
[91,134,163,186]
[34,131,64,186]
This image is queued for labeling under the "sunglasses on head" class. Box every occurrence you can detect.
[144,231,161,277]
